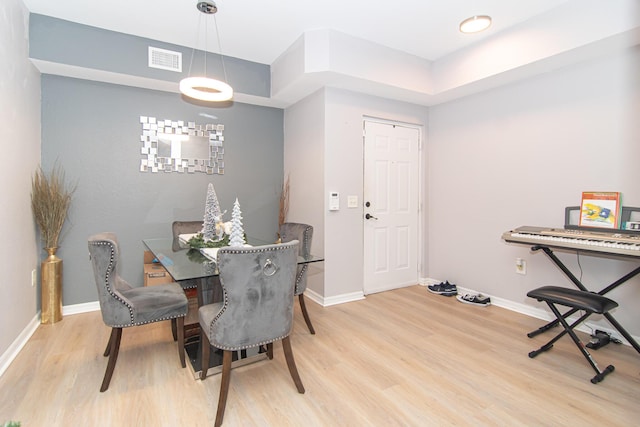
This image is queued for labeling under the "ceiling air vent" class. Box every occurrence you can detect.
[148,47,182,72]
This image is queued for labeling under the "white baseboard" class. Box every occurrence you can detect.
[64,301,100,315]
[0,314,39,378]
[419,277,440,286]
[0,301,100,378]
[365,280,419,295]
[302,288,323,306]
[304,288,365,307]
[323,291,366,307]
[454,284,639,348]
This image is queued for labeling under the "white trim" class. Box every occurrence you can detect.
[0,301,101,378]
[303,288,323,306]
[419,276,440,286]
[304,288,365,307]
[0,314,39,378]
[63,301,101,315]
[30,59,287,108]
[362,116,424,131]
[364,281,417,295]
[423,277,640,346]
[323,291,366,307]
[454,284,639,347]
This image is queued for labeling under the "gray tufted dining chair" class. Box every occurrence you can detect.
[171,220,204,281]
[199,241,305,426]
[279,222,316,334]
[88,232,188,392]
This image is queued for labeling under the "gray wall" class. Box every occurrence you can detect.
[30,14,270,97]
[41,75,284,305]
[283,89,326,298]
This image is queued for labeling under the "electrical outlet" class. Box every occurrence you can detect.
[31,269,37,287]
[515,258,526,275]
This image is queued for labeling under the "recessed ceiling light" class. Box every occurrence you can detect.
[459,15,492,34]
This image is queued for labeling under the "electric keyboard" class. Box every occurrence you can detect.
[502,226,640,258]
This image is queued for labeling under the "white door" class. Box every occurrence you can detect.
[363,121,420,294]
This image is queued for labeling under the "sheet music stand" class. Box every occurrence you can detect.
[564,205,640,233]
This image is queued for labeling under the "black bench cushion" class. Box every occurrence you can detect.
[527,286,618,314]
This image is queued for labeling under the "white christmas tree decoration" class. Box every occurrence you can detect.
[229,198,246,247]
[202,183,223,241]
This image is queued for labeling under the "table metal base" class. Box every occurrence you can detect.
[184,335,267,380]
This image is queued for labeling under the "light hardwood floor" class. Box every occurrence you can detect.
[1,285,639,426]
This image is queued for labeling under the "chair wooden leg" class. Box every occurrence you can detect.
[266,342,274,359]
[281,336,305,394]
[176,316,185,368]
[215,350,233,427]
[171,318,178,341]
[103,333,112,357]
[200,330,211,380]
[100,327,122,392]
[298,294,316,334]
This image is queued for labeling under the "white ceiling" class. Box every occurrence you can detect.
[22,0,571,65]
[21,0,639,107]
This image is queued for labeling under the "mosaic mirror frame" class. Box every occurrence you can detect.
[139,116,224,174]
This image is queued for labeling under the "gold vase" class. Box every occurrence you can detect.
[41,247,63,324]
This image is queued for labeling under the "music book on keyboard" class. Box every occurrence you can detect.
[579,191,621,229]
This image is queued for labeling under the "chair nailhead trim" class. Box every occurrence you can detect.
[208,243,294,349]
[213,333,290,351]
[303,226,311,258]
[90,239,188,328]
[89,240,136,325]
[110,313,186,328]
[295,264,307,294]
[280,224,312,294]
[218,244,292,256]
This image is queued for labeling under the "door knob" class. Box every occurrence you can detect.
[365,213,378,220]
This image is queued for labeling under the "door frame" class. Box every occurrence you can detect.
[362,116,425,294]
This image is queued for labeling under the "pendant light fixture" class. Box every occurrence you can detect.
[459,15,492,34]
[180,1,233,102]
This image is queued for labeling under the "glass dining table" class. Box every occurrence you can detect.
[142,236,324,378]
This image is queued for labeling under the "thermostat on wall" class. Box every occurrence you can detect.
[329,192,339,211]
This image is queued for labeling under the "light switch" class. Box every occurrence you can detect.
[347,195,358,208]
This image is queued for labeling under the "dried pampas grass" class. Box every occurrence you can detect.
[31,164,75,248]
[279,175,290,226]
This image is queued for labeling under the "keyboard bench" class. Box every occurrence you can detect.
[527,285,618,384]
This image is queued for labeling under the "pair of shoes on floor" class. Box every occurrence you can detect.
[427,281,457,296]
[456,293,491,306]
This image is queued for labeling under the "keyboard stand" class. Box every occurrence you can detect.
[527,245,640,355]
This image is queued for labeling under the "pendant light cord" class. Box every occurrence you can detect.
[180,1,233,102]
[213,13,229,84]
[185,10,228,84]
[185,13,203,79]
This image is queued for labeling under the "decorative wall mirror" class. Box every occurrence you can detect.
[139,116,224,174]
